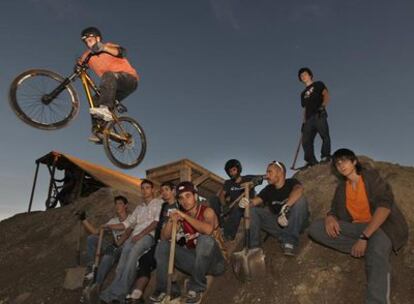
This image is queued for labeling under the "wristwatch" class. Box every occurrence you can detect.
[359,233,369,241]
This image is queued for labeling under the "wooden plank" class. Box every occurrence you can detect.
[146,165,182,180]
[180,166,192,182]
[192,173,210,187]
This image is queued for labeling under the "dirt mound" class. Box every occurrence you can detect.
[0,158,413,304]
[0,188,140,304]
[205,157,414,304]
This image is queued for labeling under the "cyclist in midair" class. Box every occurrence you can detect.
[80,27,139,142]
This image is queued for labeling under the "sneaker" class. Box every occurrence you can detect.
[320,156,331,163]
[149,291,167,303]
[281,243,296,256]
[149,289,181,303]
[89,106,113,122]
[183,290,202,304]
[125,289,142,302]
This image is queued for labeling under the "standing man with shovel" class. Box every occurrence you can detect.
[150,182,226,304]
[298,67,331,168]
[239,161,309,256]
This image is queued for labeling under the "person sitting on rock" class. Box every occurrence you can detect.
[239,161,309,256]
[150,181,226,304]
[80,195,132,286]
[308,148,408,304]
[125,181,182,304]
[100,179,163,304]
[222,159,265,241]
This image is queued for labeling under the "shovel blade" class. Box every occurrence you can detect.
[63,266,86,290]
[231,248,266,282]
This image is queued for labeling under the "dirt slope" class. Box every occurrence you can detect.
[205,158,414,304]
[0,188,140,304]
[0,158,413,304]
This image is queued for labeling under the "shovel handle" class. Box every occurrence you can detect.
[76,219,82,266]
[290,134,302,170]
[167,220,178,297]
[223,192,245,216]
[244,184,250,229]
[243,184,251,249]
[94,228,105,266]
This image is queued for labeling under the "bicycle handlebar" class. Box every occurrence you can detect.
[74,52,95,73]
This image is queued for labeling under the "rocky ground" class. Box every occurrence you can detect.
[0,158,413,304]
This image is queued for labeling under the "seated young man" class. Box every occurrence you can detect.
[100,179,163,304]
[150,182,226,304]
[80,195,132,286]
[216,159,260,241]
[239,161,309,256]
[125,182,182,303]
[308,148,408,304]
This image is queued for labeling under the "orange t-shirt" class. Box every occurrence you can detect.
[81,45,139,80]
[345,177,372,223]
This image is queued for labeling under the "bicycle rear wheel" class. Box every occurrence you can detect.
[103,116,147,169]
[9,69,80,130]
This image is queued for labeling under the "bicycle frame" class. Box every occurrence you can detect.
[79,70,99,109]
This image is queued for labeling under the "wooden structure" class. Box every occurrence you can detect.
[146,159,224,198]
[28,151,142,212]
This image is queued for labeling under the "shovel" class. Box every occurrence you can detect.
[162,219,180,304]
[231,182,266,282]
[91,228,105,283]
[290,134,302,170]
[81,228,105,303]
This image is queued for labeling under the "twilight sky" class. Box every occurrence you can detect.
[1,0,413,220]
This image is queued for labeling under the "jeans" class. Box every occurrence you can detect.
[86,235,123,285]
[100,235,154,303]
[209,195,245,240]
[97,72,138,109]
[249,196,309,248]
[302,112,331,164]
[308,220,392,304]
[155,235,225,293]
[223,206,244,240]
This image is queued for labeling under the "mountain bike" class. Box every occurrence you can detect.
[9,53,146,169]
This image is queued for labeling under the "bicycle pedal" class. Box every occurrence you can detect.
[116,104,128,113]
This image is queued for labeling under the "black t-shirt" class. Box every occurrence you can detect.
[223,175,257,202]
[301,81,327,119]
[154,201,180,242]
[258,178,301,214]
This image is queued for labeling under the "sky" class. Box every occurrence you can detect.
[1,0,413,221]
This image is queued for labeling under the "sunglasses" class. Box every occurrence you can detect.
[269,160,285,172]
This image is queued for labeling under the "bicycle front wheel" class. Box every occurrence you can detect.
[103,116,147,169]
[9,69,80,130]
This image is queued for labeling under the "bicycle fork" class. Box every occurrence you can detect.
[41,72,78,105]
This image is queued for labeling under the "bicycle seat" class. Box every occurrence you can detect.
[115,100,128,113]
